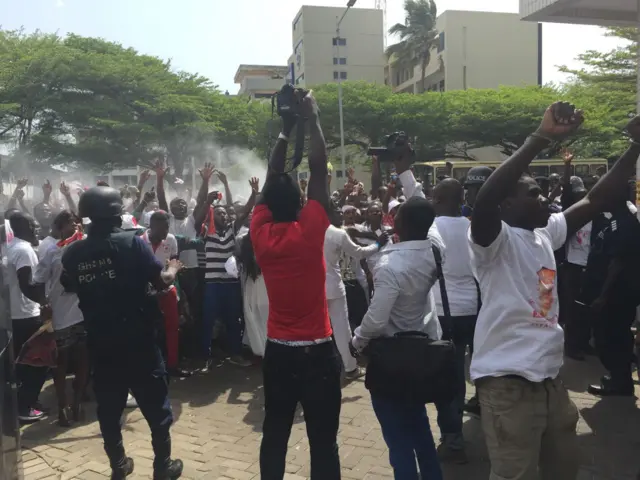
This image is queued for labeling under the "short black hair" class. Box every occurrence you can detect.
[53,210,80,231]
[262,173,301,222]
[8,211,34,234]
[150,210,171,224]
[395,197,435,241]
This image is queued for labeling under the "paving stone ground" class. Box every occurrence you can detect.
[17,354,640,480]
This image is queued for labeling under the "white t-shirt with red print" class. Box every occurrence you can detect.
[141,231,178,266]
[468,213,567,382]
[566,221,591,267]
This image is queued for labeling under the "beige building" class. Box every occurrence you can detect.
[520,0,635,26]
[386,10,542,94]
[289,5,385,87]
[234,64,289,100]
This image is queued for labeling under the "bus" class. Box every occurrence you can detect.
[414,159,608,186]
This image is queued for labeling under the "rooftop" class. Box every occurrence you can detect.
[520,0,638,27]
[234,64,289,84]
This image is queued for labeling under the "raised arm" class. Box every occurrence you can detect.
[215,170,233,206]
[59,181,77,214]
[133,170,151,209]
[234,177,259,231]
[153,158,170,212]
[560,151,574,210]
[303,94,330,210]
[564,116,640,237]
[471,102,584,247]
[193,162,214,227]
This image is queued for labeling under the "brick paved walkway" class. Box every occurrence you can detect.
[18,355,640,480]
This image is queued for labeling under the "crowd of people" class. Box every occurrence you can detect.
[2,93,640,480]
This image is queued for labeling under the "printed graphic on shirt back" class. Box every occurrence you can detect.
[529,267,558,327]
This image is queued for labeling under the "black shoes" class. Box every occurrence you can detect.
[463,395,481,417]
[588,376,634,397]
[110,457,134,480]
[154,459,184,479]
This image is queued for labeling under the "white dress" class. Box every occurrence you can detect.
[225,256,269,357]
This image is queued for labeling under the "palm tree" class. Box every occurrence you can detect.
[385,0,439,93]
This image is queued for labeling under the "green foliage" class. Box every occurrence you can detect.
[0,29,270,176]
[559,27,636,158]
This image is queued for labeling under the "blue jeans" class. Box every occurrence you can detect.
[371,394,443,480]
[435,314,477,450]
[202,282,244,356]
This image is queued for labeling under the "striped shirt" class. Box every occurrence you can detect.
[205,227,237,282]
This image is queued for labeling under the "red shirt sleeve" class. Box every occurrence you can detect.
[298,200,330,244]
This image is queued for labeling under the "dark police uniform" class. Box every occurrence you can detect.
[61,227,176,476]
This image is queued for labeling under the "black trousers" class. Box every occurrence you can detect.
[562,263,592,352]
[260,340,342,480]
[12,317,48,415]
[91,343,174,471]
[594,300,637,388]
[345,280,368,331]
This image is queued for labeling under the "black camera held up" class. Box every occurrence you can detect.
[274,84,309,120]
[367,131,415,163]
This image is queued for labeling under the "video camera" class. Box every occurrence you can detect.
[274,84,310,120]
[367,131,415,162]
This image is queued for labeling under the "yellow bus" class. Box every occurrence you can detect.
[414,159,608,186]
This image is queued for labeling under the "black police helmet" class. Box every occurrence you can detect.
[78,186,123,220]
[465,166,493,187]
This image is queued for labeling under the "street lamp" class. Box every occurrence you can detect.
[336,0,357,179]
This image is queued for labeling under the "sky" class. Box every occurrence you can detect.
[1,0,626,94]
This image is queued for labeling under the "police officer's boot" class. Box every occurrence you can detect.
[106,442,134,479]
[153,459,183,480]
[152,436,183,479]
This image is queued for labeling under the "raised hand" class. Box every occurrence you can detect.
[562,149,574,164]
[536,102,584,142]
[299,178,308,191]
[143,187,156,203]
[249,177,260,193]
[16,177,29,189]
[300,90,319,118]
[153,157,170,179]
[60,181,71,196]
[198,162,215,181]
[15,189,25,200]
[207,191,221,204]
[347,167,355,181]
[215,169,228,185]
[139,169,151,185]
[42,179,53,197]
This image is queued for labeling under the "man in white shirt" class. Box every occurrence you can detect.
[469,103,640,480]
[351,154,445,480]
[324,204,383,378]
[141,211,188,378]
[5,212,48,423]
[431,178,478,464]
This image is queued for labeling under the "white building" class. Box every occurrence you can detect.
[234,64,289,100]
[387,10,542,94]
[289,5,385,87]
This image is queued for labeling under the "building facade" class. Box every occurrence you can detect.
[234,64,289,100]
[520,0,636,26]
[386,10,542,94]
[289,5,385,88]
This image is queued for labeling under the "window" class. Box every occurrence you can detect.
[332,37,347,46]
[439,80,445,91]
[296,73,304,85]
[333,57,347,65]
[298,171,308,180]
[336,170,344,178]
[437,32,445,53]
[333,71,339,80]
[334,71,347,80]
[293,13,302,31]
[294,40,303,55]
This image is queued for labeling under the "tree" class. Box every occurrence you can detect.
[559,27,636,158]
[385,0,439,93]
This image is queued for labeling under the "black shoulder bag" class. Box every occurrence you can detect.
[363,245,457,404]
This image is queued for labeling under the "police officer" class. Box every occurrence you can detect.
[462,166,493,217]
[61,187,183,480]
